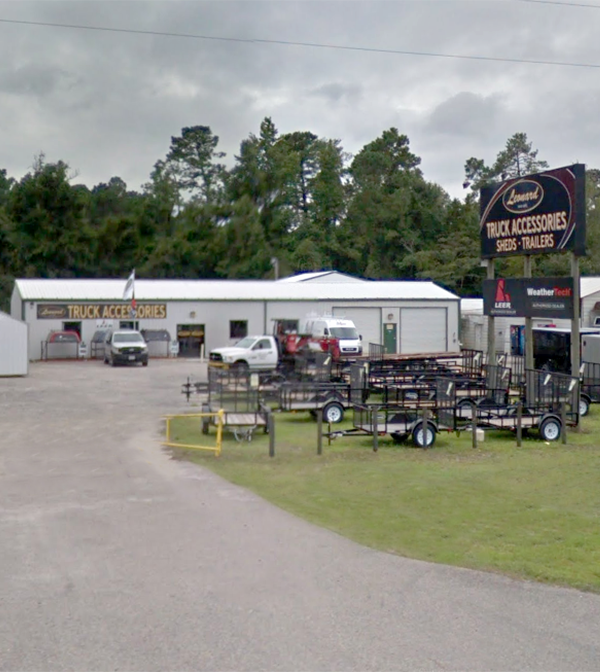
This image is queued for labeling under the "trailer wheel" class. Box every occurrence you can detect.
[540,417,561,442]
[323,402,344,424]
[579,396,591,417]
[391,432,408,445]
[412,421,436,448]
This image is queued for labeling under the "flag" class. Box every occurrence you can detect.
[123,270,135,302]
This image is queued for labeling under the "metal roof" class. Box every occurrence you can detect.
[461,298,484,314]
[581,277,600,298]
[14,278,459,302]
[278,271,365,283]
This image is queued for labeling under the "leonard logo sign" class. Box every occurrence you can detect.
[480,164,586,258]
[483,277,574,319]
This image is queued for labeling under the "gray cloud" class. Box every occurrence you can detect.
[424,92,505,138]
[0,64,78,96]
[308,82,362,104]
[0,0,599,198]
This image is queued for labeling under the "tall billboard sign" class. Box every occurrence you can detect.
[480,164,586,258]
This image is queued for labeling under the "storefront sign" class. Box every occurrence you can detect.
[483,277,574,318]
[37,303,167,320]
[480,164,586,258]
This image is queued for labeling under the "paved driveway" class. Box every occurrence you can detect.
[1,360,600,671]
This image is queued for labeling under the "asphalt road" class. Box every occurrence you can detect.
[1,359,600,671]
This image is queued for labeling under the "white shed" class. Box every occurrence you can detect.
[0,311,28,376]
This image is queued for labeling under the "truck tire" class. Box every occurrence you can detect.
[411,421,436,448]
[323,402,344,424]
[231,360,249,373]
[539,417,561,442]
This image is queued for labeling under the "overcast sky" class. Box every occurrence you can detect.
[1,0,599,199]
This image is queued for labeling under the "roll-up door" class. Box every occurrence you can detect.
[332,307,381,350]
[400,307,447,354]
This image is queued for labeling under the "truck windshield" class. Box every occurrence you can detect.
[235,337,257,348]
[330,327,359,339]
[114,333,145,344]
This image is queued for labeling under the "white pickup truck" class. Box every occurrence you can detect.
[209,335,279,371]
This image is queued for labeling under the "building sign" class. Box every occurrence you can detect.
[480,164,586,258]
[483,278,574,319]
[37,303,167,320]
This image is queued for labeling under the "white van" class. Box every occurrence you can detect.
[301,317,362,356]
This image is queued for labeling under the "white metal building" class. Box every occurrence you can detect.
[11,273,460,361]
[460,277,600,353]
[0,310,28,376]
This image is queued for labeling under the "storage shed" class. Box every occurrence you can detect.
[11,273,460,361]
[0,310,28,376]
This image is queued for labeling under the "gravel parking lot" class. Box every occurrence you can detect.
[1,359,600,671]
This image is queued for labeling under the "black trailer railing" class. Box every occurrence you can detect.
[278,381,351,411]
[581,361,600,403]
[368,343,385,360]
[496,353,525,388]
[523,369,579,422]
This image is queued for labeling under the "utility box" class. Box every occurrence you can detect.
[582,334,600,364]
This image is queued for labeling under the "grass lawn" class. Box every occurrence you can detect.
[166,406,600,592]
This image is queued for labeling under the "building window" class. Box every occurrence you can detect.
[230,320,248,339]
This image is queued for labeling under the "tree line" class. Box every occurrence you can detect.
[2,122,600,312]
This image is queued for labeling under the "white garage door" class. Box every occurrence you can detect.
[332,307,381,351]
[400,307,447,354]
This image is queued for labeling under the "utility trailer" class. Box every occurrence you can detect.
[201,366,270,441]
[367,348,484,377]
[277,380,353,423]
[367,356,511,413]
[459,369,580,441]
[347,377,459,447]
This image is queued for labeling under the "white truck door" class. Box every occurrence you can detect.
[252,338,278,369]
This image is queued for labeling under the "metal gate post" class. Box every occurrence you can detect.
[372,406,379,452]
[317,409,323,455]
[471,400,478,449]
[268,413,275,458]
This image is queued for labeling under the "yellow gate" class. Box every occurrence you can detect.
[163,410,225,456]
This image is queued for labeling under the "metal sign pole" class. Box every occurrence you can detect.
[524,255,534,371]
[571,253,581,377]
[487,259,495,364]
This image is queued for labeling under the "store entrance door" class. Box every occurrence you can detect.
[177,324,205,357]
